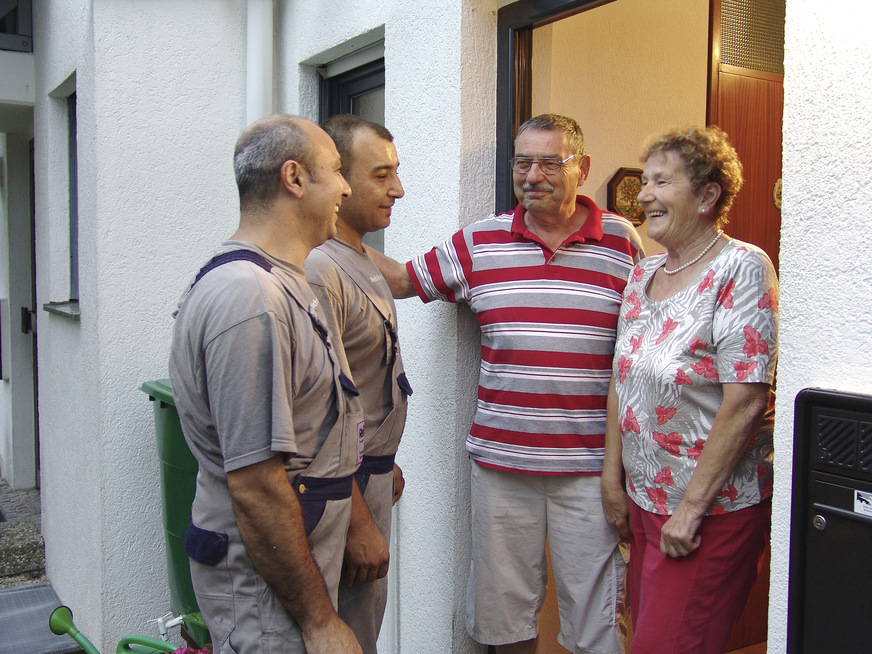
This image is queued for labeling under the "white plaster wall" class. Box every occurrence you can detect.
[532,0,708,255]
[279,1,499,651]
[36,0,245,649]
[0,135,8,476]
[770,2,872,651]
[33,1,104,640]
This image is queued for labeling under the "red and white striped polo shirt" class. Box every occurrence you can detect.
[407,196,643,475]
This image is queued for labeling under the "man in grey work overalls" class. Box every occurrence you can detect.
[170,115,364,654]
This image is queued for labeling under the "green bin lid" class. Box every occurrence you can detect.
[140,378,175,406]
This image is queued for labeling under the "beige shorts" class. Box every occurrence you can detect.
[466,462,625,654]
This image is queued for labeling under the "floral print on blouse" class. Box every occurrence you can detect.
[613,239,778,515]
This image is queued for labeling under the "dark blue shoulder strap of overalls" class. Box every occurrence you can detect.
[190,249,336,353]
[193,249,273,286]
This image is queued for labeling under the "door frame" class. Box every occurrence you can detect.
[495,0,615,213]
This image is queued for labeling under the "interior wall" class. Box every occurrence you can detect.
[532,0,709,255]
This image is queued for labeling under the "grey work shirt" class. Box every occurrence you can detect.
[169,241,343,480]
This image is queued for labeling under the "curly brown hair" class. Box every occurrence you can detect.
[640,125,743,228]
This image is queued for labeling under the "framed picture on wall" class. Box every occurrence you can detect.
[607,167,645,226]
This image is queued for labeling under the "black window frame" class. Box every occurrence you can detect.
[0,0,33,53]
[319,58,386,124]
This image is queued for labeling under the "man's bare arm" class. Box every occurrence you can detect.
[364,245,415,299]
[227,455,362,654]
[601,377,629,539]
[342,478,390,586]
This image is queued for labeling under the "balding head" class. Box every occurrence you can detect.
[233,115,318,213]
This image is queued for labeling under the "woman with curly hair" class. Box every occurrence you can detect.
[601,126,778,653]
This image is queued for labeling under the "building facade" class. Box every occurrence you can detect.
[0,1,870,651]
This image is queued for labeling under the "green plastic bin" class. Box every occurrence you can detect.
[140,378,209,648]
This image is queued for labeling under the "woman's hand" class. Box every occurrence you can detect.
[659,501,704,557]
[660,382,771,558]
[601,479,630,539]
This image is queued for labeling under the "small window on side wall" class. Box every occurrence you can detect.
[319,51,386,252]
[320,58,385,125]
[43,75,80,320]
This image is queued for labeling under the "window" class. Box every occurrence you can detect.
[319,58,385,125]
[43,76,80,319]
[0,0,32,53]
[67,92,79,303]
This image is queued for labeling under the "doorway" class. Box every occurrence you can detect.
[497,0,783,651]
[0,132,38,491]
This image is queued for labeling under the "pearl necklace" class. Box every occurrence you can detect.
[662,232,722,275]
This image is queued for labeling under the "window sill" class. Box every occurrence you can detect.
[43,301,81,321]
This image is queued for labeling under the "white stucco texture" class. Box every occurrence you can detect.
[17,0,872,652]
[36,1,245,649]
[770,2,872,652]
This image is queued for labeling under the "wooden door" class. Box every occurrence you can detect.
[712,64,784,271]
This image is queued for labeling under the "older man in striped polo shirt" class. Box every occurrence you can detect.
[373,113,643,654]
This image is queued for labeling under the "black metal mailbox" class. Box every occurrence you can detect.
[788,388,872,653]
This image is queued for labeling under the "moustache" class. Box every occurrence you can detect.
[521,183,555,193]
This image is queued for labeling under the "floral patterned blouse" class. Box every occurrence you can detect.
[613,239,778,515]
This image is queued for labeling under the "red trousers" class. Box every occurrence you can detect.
[627,499,770,654]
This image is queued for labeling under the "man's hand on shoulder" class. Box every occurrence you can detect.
[363,245,415,298]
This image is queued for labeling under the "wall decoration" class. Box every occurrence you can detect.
[773,177,782,211]
[607,167,645,226]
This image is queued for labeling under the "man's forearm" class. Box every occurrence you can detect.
[343,477,389,585]
[365,245,416,298]
[227,455,337,630]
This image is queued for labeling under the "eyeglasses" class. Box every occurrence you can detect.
[509,154,576,175]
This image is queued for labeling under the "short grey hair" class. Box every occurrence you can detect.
[233,115,316,213]
[515,113,586,158]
